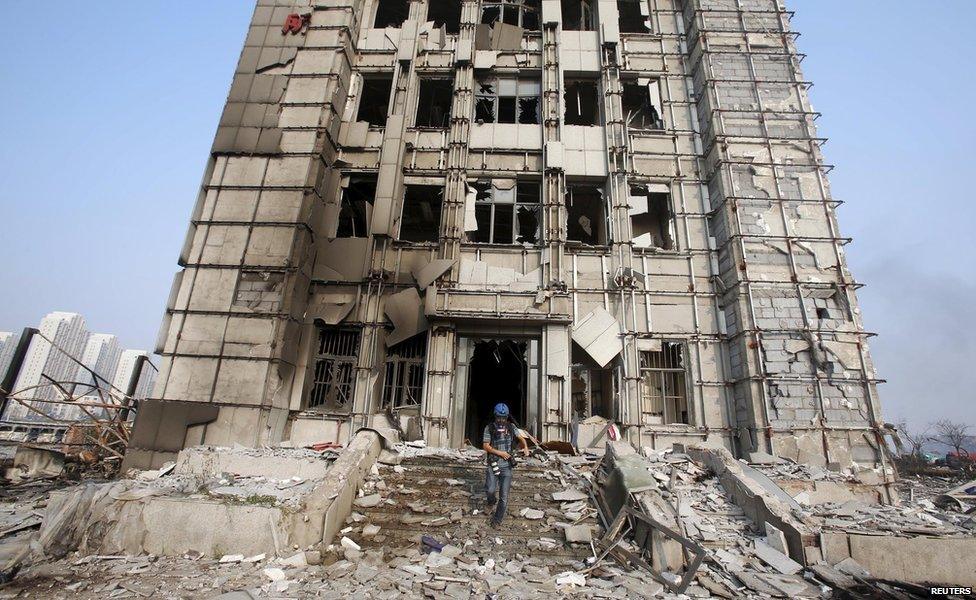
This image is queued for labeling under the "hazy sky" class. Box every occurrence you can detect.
[0,2,972,430]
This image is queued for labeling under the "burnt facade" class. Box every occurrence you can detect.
[125,0,887,475]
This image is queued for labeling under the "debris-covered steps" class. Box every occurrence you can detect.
[342,455,599,568]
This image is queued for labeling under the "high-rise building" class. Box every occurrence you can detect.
[127,0,885,473]
[112,349,156,401]
[76,333,123,393]
[0,331,20,385]
[4,312,89,422]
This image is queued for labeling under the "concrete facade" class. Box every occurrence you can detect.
[134,0,885,471]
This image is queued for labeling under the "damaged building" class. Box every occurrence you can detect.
[125,0,887,476]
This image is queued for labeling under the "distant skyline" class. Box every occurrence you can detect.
[0,1,972,429]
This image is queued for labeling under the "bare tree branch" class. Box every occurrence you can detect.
[931,419,973,457]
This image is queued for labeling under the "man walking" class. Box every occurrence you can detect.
[482,403,529,527]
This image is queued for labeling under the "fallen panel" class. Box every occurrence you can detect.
[412,258,456,289]
[571,307,623,367]
[315,238,370,282]
[384,288,429,347]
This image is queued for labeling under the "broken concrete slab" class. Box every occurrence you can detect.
[753,540,802,575]
[821,531,976,587]
[563,525,592,544]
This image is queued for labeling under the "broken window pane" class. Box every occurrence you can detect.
[427,0,461,34]
[400,185,444,243]
[566,184,607,245]
[337,175,377,238]
[561,0,594,31]
[357,75,393,127]
[617,0,650,34]
[564,80,600,126]
[474,76,541,124]
[475,97,495,122]
[518,98,539,124]
[308,328,361,413]
[374,0,409,28]
[416,79,453,127]
[629,184,674,249]
[468,180,541,244]
[622,80,664,130]
[481,0,540,30]
[382,335,427,409]
[638,342,689,424]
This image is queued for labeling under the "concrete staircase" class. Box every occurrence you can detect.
[343,455,598,569]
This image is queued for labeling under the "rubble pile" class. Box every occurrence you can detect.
[615,447,823,598]
[1,437,974,598]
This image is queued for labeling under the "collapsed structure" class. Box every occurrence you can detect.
[126,0,886,473]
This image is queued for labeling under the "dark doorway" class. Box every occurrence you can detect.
[464,340,527,446]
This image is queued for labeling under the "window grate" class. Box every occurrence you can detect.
[308,328,361,413]
[638,342,689,424]
[382,335,427,410]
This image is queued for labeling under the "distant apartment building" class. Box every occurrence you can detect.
[4,312,89,422]
[76,334,123,392]
[113,350,156,401]
[0,331,20,384]
[0,312,155,432]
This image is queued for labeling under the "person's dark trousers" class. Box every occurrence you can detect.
[485,463,513,525]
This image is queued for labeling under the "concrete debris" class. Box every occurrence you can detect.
[5,437,976,596]
[555,571,586,587]
[552,489,588,502]
[354,493,382,508]
[753,540,802,575]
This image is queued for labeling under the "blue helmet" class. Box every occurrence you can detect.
[493,403,510,417]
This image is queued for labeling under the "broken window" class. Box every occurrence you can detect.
[481,0,540,30]
[566,183,607,245]
[638,342,689,425]
[382,335,427,409]
[308,327,360,413]
[356,74,393,127]
[469,180,541,244]
[474,76,541,124]
[336,175,377,238]
[622,79,664,130]
[399,185,443,242]
[571,344,613,418]
[427,0,462,34]
[629,184,674,250]
[561,0,594,30]
[564,79,600,126]
[617,0,651,34]
[374,0,409,28]
[415,79,454,128]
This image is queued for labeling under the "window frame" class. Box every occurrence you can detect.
[480,0,541,31]
[382,335,428,409]
[637,342,690,425]
[307,327,361,413]
[468,179,542,245]
[398,184,444,243]
[474,76,542,125]
[415,78,454,128]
